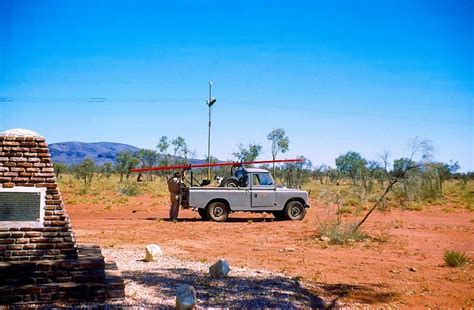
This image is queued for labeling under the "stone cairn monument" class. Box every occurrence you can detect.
[0,129,124,304]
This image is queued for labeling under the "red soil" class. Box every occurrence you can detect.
[66,193,473,308]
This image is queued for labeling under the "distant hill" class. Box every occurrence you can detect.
[48,141,208,166]
[49,142,140,166]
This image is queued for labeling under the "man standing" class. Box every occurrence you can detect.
[167,171,181,221]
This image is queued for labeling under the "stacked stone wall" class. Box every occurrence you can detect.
[0,135,78,261]
[0,131,124,304]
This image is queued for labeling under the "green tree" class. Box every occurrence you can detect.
[100,162,113,179]
[171,136,187,163]
[431,161,460,191]
[354,138,434,231]
[313,164,330,184]
[137,149,160,181]
[335,151,367,185]
[267,128,289,174]
[115,151,139,182]
[74,159,96,185]
[233,143,262,162]
[53,162,68,178]
[327,167,341,184]
[359,160,382,192]
[157,136,170,164]
[281,155,312,188]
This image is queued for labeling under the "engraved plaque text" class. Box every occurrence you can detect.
[0,191,41,222]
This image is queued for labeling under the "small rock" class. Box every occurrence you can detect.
[409,267,417,272]
[320,236,330,242]
[209,259,230,279]
[279,247,295,253]
[145,244,163,262]
[389,269,400,274]
[176,284,197,310]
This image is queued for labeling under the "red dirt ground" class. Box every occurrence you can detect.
[65,193,473,308]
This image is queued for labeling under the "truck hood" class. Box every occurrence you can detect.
[276,186,304,192]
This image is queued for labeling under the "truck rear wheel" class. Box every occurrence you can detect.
[207,201,229,222]
[284,201,306,221]
[198,208,209,220]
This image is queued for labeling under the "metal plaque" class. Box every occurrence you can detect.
[0,187,45,227]
[0,191,41,221]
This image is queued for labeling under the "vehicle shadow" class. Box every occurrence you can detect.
[147,217,276,223]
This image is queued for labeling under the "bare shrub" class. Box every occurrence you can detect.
[318,222,367,245]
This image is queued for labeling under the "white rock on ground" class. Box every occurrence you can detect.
[145,244,163,262]
[209,259,230,279]
[176,284,197,310]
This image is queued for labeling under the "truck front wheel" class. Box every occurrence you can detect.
[284,201,306,221]
[207,202,229,222]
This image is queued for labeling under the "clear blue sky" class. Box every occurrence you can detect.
[1,0,473,171]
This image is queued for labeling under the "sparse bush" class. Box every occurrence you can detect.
[403,202,423,211]
[371,230,391,243]
[336,206,352,215]
[119,182,141,196]
[77,186,89,195]
[318,222,367,245]
[444,250,469,267]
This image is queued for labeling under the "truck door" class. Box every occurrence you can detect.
[250,173,276,208]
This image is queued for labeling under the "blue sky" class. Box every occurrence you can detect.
[1,0,473,170]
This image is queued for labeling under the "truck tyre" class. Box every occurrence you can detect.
[198,208,209,220]
[273,211,285,221]
[207,201,229,222]
[284,201,306,221]
[219,177,239,187]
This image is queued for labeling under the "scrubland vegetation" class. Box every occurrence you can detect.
[57,164,473,219]
[56,132,473,252]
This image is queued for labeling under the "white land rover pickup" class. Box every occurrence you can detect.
[182,167,310,222]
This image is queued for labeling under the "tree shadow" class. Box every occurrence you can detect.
[121,267,398,308]
[122,268,325,308]
[317,283,398,307]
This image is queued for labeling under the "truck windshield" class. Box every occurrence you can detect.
[253,173,274,186]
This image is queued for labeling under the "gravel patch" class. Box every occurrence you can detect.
[103,247,325,308]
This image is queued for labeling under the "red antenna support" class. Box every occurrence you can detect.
[130,158,303,173]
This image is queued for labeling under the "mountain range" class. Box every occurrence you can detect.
[48,142,140,166]
[48,141,206,166]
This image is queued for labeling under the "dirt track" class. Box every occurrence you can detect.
[66,193,473,308]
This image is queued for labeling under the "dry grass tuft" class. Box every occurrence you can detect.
[444,250,470,267]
